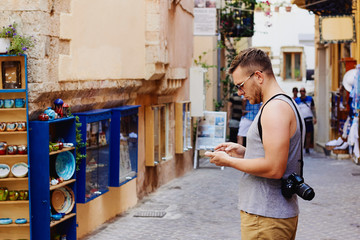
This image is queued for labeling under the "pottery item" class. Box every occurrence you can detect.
[51,213,63,220]
[0,99,4,108]
[44,107,56,120]
[18,190,28,200]
[39,113,49,121]
[11,162,28,177]
[55,151,75,180]
[0,38,10,54]
[63,103,70,117]
[7,145,17,155]
[54,99,64,118]
[0,141,7,155]
[51,186,75,214]
[0,218,12,224]
[14,98,25,108]
[17,145,27,154]
[15,218,27,224]
[0,164,10,178]
[8,190,19,200]
[16,121,26,131]
[0,122,6,132]
[6,122,18,132]
[4,99,14,108]
[0,187,8,201]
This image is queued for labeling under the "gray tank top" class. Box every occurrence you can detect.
[238,94,304,218]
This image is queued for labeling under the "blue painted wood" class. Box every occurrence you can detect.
[74,109,112,203]
[29,117,77,239]
[109,105,140,187]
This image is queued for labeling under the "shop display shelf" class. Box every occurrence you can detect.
[50,213,76,228]
[0,177,27,182]
[0,200,29,204]
[49,147,75,156]
[50,179,76,191]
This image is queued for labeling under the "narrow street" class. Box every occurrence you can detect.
[81,151,360,240]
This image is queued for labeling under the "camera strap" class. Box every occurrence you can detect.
[257,93,304,177]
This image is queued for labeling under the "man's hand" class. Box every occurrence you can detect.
[205,151,230,167]
[214,142,246,158]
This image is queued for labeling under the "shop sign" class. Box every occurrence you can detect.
[319,15,356,44]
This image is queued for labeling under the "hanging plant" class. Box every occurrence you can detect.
[219,0,256,38]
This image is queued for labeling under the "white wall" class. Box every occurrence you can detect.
[252,1,315,96]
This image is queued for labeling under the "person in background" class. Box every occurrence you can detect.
[292,87,299,100]
[295,87,317,153]
[227,92,243,143]
[205,48,304,239]
[237,99,261,147]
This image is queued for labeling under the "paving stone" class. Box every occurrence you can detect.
[81,151,360,240]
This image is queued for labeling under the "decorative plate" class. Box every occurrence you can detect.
[0,218,12,224]
[11,162,28,178]
[51,186,75,214]
[55,151,75,180]
[0,164,10,178]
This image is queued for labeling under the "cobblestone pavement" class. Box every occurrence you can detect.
[81,150,360,240]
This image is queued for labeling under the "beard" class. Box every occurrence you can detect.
[248,84,262,104]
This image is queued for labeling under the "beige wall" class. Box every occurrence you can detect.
[193,36,218,110]
[59,0,146,80]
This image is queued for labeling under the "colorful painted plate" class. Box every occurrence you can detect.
[51,186,75,214]
[55,151,75,180]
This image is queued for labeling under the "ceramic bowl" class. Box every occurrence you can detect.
[11,162,28,178]
[15,218,27,224]
[0,218,12,224]
[0,164,10,178]
[55,151,75,180]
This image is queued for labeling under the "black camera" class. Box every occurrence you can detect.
[281,173,315,201]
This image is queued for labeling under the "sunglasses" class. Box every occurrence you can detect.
[235,71,262,91]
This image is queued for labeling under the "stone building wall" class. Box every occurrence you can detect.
[0,0,194,201]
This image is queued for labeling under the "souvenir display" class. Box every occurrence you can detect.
[1,60,21,89]
[0,55,29,239]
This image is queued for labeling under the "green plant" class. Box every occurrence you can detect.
[75,116,87,171]
[67,109,87,171]
[193,51,217,89]
[0,22,35,55]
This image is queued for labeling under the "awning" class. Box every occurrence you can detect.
[291,0,353,16]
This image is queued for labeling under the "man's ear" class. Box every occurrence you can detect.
[256,71,264,84]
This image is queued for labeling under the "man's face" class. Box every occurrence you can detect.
[232,67,262,104]
[300,88,306,97]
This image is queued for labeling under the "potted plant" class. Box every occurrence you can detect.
[0,23,34,55]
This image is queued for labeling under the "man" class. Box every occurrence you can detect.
[292,87,299,100]
[237,99,261,147]
[205,48,304,239]
[295,87,316,154]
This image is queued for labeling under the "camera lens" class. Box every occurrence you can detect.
[297,183,315,201]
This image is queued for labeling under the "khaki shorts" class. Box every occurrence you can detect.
[240,211,298,240]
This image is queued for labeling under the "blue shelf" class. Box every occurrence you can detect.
[0,89,26,93]
[29,118,77,240]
